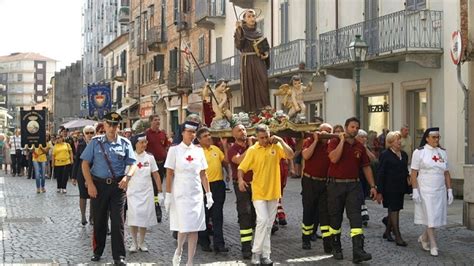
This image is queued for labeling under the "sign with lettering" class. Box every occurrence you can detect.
[20,108,47,147]
[368,103,389,113]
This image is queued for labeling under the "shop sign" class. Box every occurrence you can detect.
[368,103,389,113]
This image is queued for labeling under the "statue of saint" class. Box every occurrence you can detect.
[234,9,270,113]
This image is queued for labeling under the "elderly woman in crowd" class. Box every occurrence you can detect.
[164,120,213,266]
[376,131,409,246]
[72,125,96,225]
[410,127,453,257]
[126,133,163,252]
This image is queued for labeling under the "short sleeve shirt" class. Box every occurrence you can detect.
[227,142,253,182]
[302,137,330,178]
[80,135,137,179]
[145,128,170,162]
[327,138,370,179]
[32,143,52,163]
[203,145,225,183]
[238,142,287,201]
[53,142,72,166]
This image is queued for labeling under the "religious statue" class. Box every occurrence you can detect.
[275,75,312,122]
[201,79,232,129]
[234,9,271,113]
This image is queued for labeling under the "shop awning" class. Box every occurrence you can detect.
[61,119,98,129]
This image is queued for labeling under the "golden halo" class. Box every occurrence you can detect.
[239,8,263,21]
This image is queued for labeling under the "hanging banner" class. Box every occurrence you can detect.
[88,84,112,119]
[20,108,47,147]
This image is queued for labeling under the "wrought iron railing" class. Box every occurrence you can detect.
[319,9,443,66]
[193,39,318,90]
[168,69,193,90]
[195,0,225,22]
[146,26,166,48]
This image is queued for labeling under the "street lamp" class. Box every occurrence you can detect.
[348,34,368,119]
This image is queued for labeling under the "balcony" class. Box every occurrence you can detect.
[168,69,193,93]
[118,6,129,24]
[193,38,318,89]
[319,9,443,74]
[136,41,147,56]
[229,0,267,8]
[195,0,226,29]
[147,26,167,52]
[175,12,190,32]
[112,65,126,82]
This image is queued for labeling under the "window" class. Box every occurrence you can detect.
[17,74,23,82]
[37,85,43,91]
[161,2,167,41]
[216,37,222,62]
[406,0,426,10]
[280,1,289,43]
[173,0,179,22]
[198,35,205,64]
[129,21,135,48]
[37,95,43,102]
[37,74,43,81]
[183,0,191,13]
[37,63,43,69]
[169,48,178,70]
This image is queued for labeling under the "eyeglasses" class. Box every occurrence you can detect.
[99,131,106,134]
[85,132,95,135]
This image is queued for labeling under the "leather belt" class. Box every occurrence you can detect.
[93,176,118,185]
[329,177,360,183]
[303,174,327,182]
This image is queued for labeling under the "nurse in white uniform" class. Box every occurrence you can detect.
[126,133,163,252]
[410,127,453,257]
[164,120,213,266]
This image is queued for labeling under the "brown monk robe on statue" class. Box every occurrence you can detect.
[234,9,270,113]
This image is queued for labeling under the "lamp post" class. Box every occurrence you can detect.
[348,34,368,119]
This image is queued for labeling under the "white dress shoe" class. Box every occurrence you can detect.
[129,242,137,253]
[172,251,181,266]
[139,243,149,252]
[418,235,430,251]
[430,247,438,256]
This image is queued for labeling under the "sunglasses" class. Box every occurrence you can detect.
[85,132,95,135]
[99,131,106,134]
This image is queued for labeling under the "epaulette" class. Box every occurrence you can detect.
[417,146,424,150]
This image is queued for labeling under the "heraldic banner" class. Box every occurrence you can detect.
[88,83,112,119]
[20,108,47,147]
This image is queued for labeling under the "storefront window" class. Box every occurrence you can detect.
[408,90,427,148]
[362,94,390,135]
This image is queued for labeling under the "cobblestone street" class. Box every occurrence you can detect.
[1,174,474,265]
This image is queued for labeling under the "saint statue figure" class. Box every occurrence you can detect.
[234,9,271,113]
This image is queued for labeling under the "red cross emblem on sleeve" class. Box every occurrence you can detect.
[186,155,194,162]
[432,155,440,162]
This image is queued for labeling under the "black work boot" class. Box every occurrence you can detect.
[332,233,343,260]
[302,234,311,249]
[352,235,372,263]
[242,242,252,260]
[323,235,333,254]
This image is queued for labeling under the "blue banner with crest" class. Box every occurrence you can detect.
[87,84,111,119]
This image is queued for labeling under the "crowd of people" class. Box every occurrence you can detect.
[0,112,454,265]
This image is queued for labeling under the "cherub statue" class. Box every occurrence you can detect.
[202,79,233,128]
[275,75,312,120]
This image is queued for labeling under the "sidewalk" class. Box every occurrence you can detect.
[0,174,473,265]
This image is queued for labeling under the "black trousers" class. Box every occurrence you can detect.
[301,177,329,240]
[151,161,165,195]
[198,180,226,248]
[233,181,256,246]
[28,156,34,179]
[11,150,22,175]
[327,181,363,232]
[54,165,71,189]
[91,180,126,260]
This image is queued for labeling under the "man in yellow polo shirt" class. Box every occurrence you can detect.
[238,124,294,265]
[196,127,230,253]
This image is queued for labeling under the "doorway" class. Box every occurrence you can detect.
[407,90,428,148]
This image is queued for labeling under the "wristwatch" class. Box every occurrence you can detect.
[125,174,132,181]
[371,185,378,190]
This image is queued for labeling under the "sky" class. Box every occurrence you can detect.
[0,0,83,71]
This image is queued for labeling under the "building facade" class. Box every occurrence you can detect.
[0,52,56,128]
[53,61,83,131]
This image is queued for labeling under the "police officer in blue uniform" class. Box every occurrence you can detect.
[81,112,137,265]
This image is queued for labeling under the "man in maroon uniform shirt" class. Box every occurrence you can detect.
[227,124,256,259]
[327,117,377,263]
[145,114,170,223]
[300,123,333,252]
